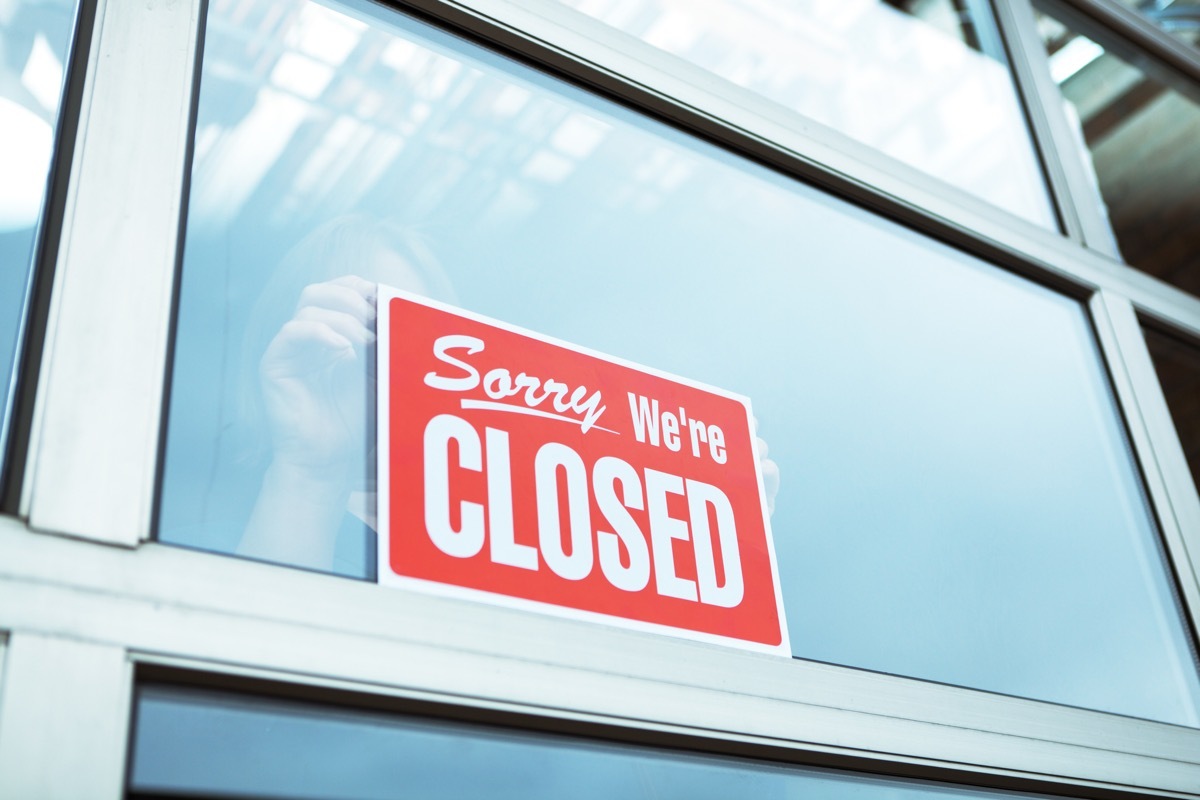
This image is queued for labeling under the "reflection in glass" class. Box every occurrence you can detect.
[0,0,76,462]
[1143,325,1200,494]
[1038,11,1200,295]
[160,0,1200,724]
[130,685,1064,800]
[552,0,1056,227]
[1114,0,1200,47]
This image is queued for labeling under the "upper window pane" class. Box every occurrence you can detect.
[1143,325,1200,495]
[161,0,1200,724]
[0,0,77,466]
[550,0,1057,227]
[1038,12,1200,295]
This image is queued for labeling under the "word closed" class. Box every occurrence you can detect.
[378,289,789,654]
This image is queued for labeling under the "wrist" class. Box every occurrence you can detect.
[262,456,356,503]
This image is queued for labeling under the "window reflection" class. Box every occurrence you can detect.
[1115,0,1200,47]
[0,0,76,460]
[1143,325,1200,495]
[551,0,1056,226]
[1038,12,1200,294]
[130,684,1066,800]
[162,0,1200,725]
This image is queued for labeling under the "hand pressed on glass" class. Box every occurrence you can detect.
[240,275,382,573]
[237,215,441,576]
[754,430,780,517]
[259,275,376,475]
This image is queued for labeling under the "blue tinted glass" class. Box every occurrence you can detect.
[551,0,1056,227]
[160,0,1200,724]
[129,685,1058,800]
[0,0,77,463]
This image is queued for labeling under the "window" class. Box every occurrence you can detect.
[1143,324,1200,494]
[1037,9,1200,295]
[1114,0,1200,46]
[0,0,78,471]
[0,0,1198,796]
[550,0,1057,226]
[129,683,1074,800]
[159,0,1200,725]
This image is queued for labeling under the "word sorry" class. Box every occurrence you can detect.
[424,335,608,433]
[423,413,744,608]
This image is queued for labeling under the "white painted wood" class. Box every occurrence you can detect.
[0,630,131,799]
[21,0,202,543]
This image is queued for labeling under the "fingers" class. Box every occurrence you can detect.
[755,435,769,460]
[262,276,381,381]
[760,456,780,516]
[264,319,358,367]
[328,274,377,296]
[296,276,377,325]
[294,305,374,347]
[755,435,780,517]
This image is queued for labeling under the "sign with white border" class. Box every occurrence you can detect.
[378,287,789,656]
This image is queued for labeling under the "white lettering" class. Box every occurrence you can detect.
[593,457,650,592]
[708,425,726,464]
[687,417,707,457]
[428,336,607,433]
[627,393,660,445]
[687,479,743,608]
[486,428,537,570]
[661,411,681,452]
[424,335,483,391]
[421,425,744,606]
[534,442,594,580]
[423,414,485,558]
[630,395,726,465]
[645,468,697,602]
[483,368,519,400]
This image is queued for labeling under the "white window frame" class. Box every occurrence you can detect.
[2,0,1200,797]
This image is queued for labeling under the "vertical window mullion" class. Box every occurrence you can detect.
[0,632,133,798]
[19,0,202,544]
[993,0,1121,253]
[1089,289,1200,655]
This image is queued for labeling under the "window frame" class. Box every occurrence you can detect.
[0,0,97,506]
[1,0,1199,797]
[2,515,1199,797]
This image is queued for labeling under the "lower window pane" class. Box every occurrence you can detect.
[129,684,1060,800]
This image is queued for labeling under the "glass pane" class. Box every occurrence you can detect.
[1037,12,1200,296]
[0,0,77,463]
[130,684,1066,800]
[1114,0,1200,47]
[550,0,1056,227]
[160,0,1200,724]
[1143,325,1200,494]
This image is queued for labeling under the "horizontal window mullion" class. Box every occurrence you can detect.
[0,520,1198,797]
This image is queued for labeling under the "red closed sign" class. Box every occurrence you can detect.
[378,289,789,655]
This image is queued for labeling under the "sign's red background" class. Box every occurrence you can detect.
[385,296,784,648]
